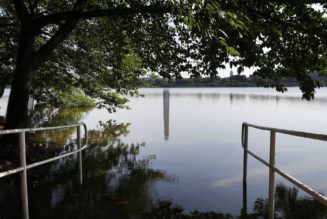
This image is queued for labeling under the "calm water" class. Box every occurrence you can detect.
[1,87,327,218]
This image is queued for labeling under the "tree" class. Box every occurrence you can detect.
[0,0,170,130]
[0,0,326,131]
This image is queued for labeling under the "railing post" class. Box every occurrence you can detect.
[19,131,29,219]
[268,131,276,219]
[77,125,83,185]
[242,124,248,217]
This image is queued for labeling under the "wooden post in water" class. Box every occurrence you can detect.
[163,90,170,141]
[268,131,276,219]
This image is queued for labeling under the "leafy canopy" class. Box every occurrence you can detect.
[0,0,326,111]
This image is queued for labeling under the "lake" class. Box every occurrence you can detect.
[1,87,327,218]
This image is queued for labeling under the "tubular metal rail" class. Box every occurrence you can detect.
[0,123,88,219]
[241,122,327,219]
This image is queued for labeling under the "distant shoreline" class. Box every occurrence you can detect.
[137,75,301,88]
[139,85,300,88]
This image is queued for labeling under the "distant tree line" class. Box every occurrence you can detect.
[138,73,327,88]
[139,75,255,87]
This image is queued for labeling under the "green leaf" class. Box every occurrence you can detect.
[226,47,240,56]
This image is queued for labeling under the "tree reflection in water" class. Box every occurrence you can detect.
[142,184,327,219]
[28,106,93,150]
[252,184,327,219]
[27,113,172,219]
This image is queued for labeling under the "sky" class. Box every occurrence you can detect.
[180,64,257,78]
[211,65,256,78]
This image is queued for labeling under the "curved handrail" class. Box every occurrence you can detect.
[0,122,85,134]
[0,122,89,219]
[241,122,327,219]
[0,123,88,178]
[243,122,327,142]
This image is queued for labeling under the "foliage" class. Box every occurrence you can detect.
[238,1,327,99]
[28,16,147,111]
[0,0,326,129]
[32,87,96,107]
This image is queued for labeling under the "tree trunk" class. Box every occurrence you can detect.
[5,26,35,130]
[0,24,35,162]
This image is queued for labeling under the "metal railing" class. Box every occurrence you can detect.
[241,122,327,219]
[0,123,88,219]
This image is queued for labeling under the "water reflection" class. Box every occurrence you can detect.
[251,184,327,219]
[229,93,247,105]
[26,107,92,166]
[29,106,92,127]
[27,119,173,219]
[163,90,170,141]
[0,107,174,218]
[141,184,327,219]
[3,87,327,218]
[144,90,327,106]
[1,104,326,218]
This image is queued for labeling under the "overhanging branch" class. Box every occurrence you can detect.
[32,5,172,27]
[31,0,88,67]
[32,20,78,67]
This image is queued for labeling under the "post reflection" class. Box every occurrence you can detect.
[163,90,170,141]
[230,93,234,105]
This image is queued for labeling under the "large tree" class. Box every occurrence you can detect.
[0,0,326,131]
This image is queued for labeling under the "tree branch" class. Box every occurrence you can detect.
[31,0,87,67]
[12,0,29,21]
[32,5,172,27]
[32,20,78,67]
